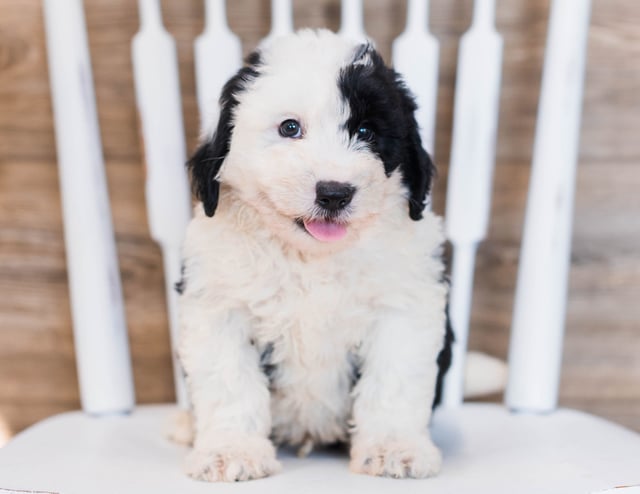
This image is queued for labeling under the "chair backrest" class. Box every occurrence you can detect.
[41,0,592,416]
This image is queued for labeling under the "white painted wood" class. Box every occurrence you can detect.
[132,0,192,409]
[265,0,294,41]
[391,0,439,155]
[443,0,503,408]
[42,0,134,415]
[444,244,476,407]
[464,352,508,398]
[3,404,640,493]
[337,0,367,43]
[194,0,242,131]
[506,0,592,413]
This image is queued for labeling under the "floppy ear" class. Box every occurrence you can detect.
[401,124,435,221]
[187,52,262,217]
[338,44,435,221]
[396,83,436,221]
[188,132,225,217]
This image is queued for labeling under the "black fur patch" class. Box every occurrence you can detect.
[174,263,186,295]
[260,342,278,385]
[432,303,455,408]
[347,350,362,390]
[187,52,263,217]
[338,44,435,220]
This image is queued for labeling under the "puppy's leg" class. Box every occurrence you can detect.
[179,307,280,482]
[350,311,444,479]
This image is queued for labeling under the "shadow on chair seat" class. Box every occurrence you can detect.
[1,404,639,494]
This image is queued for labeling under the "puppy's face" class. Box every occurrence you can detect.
[190,30,434,254]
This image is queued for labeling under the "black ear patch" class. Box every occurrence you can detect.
[339,45,435,220]
[187,52,262,217]
[403,113,435,221]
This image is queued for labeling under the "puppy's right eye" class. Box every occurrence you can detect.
[279,119,303,139]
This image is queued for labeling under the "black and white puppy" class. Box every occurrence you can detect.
[177,29,452,482]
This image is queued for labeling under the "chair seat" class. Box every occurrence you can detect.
[1,403,638,494]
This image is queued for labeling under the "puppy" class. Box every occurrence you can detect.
[177,29,452,482]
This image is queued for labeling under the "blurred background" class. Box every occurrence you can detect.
[0,0,638,443]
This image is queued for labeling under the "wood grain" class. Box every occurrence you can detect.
[0,0,639,437]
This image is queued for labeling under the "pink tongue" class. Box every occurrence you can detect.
[303,219,348,242]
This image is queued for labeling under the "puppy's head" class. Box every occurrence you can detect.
[189,29,434,253]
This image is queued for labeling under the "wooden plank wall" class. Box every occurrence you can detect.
[0,0,638,438]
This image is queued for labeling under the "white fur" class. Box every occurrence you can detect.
[177,30,447,482]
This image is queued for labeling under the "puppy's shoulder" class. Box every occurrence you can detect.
[368,208,445,263]
[413,209,446,258]
[374,209,446,288]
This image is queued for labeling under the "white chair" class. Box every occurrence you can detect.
[2,1,639,493]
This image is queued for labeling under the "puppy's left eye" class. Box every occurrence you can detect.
[279,119,303,139]
[357,125,375,142]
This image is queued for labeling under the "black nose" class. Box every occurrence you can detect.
[315,181,356,211]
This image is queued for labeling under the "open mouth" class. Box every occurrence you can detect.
[296,218,348,242]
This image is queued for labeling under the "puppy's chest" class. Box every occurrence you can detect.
[246,261,372,443]
[247,260,373,358]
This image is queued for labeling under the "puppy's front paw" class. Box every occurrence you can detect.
[184,436,281,482]
[165,409,194,446]
[350,435,442,479]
